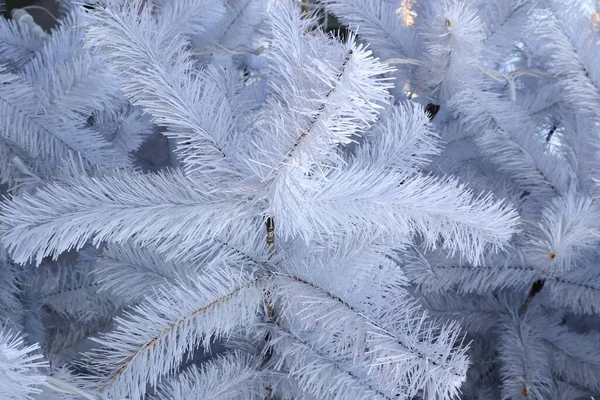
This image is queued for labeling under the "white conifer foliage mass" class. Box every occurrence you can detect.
[0,329,48,399]
[0,0,599,399]
[319,0,600,398]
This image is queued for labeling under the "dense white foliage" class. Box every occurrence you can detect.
[0,0,598,399]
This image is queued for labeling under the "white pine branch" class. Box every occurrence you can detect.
[82,266,264,399]
[154,0,226,39]
[149,352,270,400]
[95,238,269,304]
[0,17,45,69]
[266,322,392,400]
[270,275,469,399]
[0,169,255,265]
[417,1,486,101]
[192,0,266,62]
[534,1,600,121]
[317,0,415,60]
[32,254,119,323]
[450,88,571,198]
[544,261,600,314]
[415,291,522,335]
[401,247,537,294]
[94,242,199,305]
[0,328,47,400]
[498,309,553,399]
[84,2,245,182]
[352,101,441,172]
[0,70,107,176]
[252,1,392,211]
[523,193,600,274]
[289,165,518,263]
[541,323,600,392]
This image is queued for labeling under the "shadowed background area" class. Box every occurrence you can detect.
[3,0,59,27]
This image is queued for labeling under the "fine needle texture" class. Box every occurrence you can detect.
[0,0,598,399]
